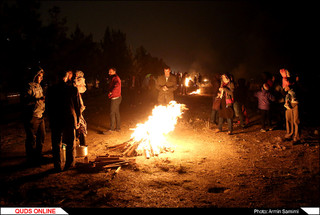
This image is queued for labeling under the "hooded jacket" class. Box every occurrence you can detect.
[23,69,45,119]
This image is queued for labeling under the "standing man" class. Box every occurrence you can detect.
[22,67,46,165]
[107,68,122,132]
[46,70,81,172]
[155,67,178,105]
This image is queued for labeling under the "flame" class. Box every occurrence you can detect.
[189,89,201,95]
[185,77,193,87]
[130,101,187,157]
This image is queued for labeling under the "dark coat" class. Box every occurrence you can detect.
[219,94,234,119]
[155,75,177,105]
[218,81,235,119]
[46,81,81,129]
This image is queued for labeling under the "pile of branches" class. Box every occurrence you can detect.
[107,139,140,157]
[106,139,174,159]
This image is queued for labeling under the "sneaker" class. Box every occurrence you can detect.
[213,129,221,133]
[64,164,75,171]
[293,140,301,145]
[284,134,292,140]
[260,129,267,132]
[101,129,114,135]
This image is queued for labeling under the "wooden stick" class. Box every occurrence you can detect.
[114,166,121,174]
[122,141,140,156]
[96,159,125,165]
[95,157,120,162]
[111,166,122,179]
[102,161,127,169]
[125,143,139,157]
[107,142,127,149]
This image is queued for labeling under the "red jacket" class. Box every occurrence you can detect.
[108,75,121,99]
[280,69,290,88]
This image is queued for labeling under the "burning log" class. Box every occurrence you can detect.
[122,140,142,157]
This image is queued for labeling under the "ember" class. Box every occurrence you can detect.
[108,101,187,158]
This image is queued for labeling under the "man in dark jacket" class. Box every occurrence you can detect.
[46,70,81,172]
[22,67,45,165]
[155,67,178,105]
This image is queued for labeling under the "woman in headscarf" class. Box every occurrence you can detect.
[214,73,235,135]
[74,70,87,146]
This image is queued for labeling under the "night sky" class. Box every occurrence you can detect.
[39,1,314,79]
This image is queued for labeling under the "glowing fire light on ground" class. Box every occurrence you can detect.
[130,101,188,158]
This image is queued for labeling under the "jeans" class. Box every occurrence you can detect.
[210,109,218,124]
[24,116,45,161]
[261,109,271,129]
[218,117,233,133]
[110,96,122,130]
[51,125,76,171]
[234,102,245,127]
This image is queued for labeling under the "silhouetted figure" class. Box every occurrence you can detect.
[210,73,221,126]
[46,70,81,172]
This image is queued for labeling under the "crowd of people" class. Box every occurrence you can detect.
[210,69,301,142]
[22,66,121,172]
[22,66,301,172]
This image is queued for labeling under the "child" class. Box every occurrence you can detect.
[254,83,275,132]
[283,83,300,143]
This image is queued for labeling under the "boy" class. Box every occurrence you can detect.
[283,83,300,143]
[254,83,275,132]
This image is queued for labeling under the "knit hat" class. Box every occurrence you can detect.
[263,83,269,91]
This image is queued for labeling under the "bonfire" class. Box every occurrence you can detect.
[107,101,187,158]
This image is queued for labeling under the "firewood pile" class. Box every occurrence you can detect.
[87,154,135,178]
[93,155,135,169]
[77,138,173,175]
[106,138,174,159]
[106,139,140,157]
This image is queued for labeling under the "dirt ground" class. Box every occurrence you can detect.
[1,89,319,209]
